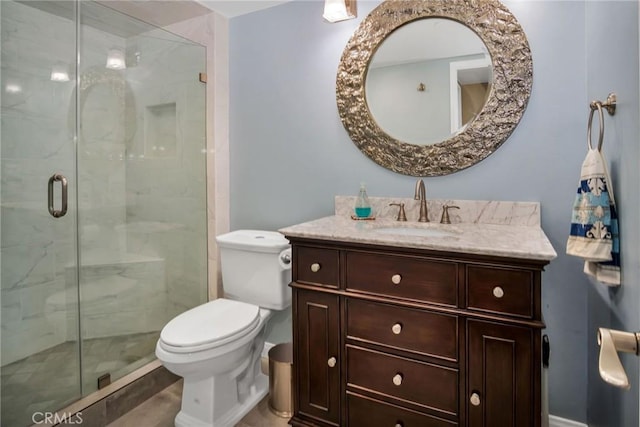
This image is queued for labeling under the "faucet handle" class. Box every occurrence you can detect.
[389,203,407,222]
[440,205,460,224]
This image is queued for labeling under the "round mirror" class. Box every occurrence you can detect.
[336,0,532,176]
[365,18,492,146]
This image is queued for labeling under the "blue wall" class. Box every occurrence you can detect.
[229,1,639,423]
[585,2,640,427]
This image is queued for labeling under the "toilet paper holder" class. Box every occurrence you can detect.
[597,328,640,390]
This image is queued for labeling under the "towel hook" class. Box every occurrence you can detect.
[590,93,617,116]
[587,93,617,151]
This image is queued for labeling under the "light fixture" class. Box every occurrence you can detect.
[50,62,70,82]
[323,0,356,23]
[5,83,22,94]
[106,48,126,70]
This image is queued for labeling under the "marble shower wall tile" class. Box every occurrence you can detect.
[2,1,213,368]
[1,279,68,364]
[0,2,206,364]
[335,196,541,226]
[76,256,167,339]
[164,12,230,301]
[1,1,133,365]
[1,241,56,290]
[122,27,208,310]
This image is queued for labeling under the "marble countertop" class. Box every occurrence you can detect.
[279,215,557,262]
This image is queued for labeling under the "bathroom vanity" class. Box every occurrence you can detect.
[280,201,556,427]
[297,0,547,421]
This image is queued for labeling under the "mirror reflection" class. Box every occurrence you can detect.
[365,19,492,146]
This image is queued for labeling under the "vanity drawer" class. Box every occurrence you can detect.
[345,252,457,306]
[346,299,458,361]
[347,345,458,417]
[347,392,457,427]
[466,265,533,318]
[295,246,339,288]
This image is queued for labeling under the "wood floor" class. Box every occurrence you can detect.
[107,380,291,427]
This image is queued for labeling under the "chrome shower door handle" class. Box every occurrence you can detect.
[48,173,68,218]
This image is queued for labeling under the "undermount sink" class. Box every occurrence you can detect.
[373,225,459,238]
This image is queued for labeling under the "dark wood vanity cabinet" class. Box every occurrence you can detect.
[467,320,536,427]
[293,288,341,426]
[288,238,547,427]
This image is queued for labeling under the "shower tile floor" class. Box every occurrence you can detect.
[1,331,159,427]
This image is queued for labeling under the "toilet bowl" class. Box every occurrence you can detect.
[155,230,291,427]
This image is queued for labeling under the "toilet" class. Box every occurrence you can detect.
[155,230,292,427]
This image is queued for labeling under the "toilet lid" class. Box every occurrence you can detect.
[160,299,260,349]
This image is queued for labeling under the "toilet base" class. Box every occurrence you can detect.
[174,373,268,427]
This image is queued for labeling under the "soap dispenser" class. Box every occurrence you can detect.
[354,183,372,218]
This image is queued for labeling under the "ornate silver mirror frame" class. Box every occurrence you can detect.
[336,0,532,176]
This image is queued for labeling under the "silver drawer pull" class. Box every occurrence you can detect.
[327,357,337,368]
[391,323,402,335]
[391,274,402,285]
[492,286,505,298]
[470,392,481,406]
[392,373,403,386]
[395,423,403,427]
[311,263,321,273]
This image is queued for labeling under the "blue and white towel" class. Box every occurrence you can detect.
[566,148,620,286]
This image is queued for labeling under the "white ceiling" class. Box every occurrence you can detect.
[371,18,488,68]
[195,0,294,18]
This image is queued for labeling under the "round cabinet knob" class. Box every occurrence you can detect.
[392,373,403,386]
[391,323,402,335]
[310,263,321,273]
[470,392,481,406]
[492,286,505,298]
[391,274,402,285]
[395,423,404,427]
[327,357,337,368]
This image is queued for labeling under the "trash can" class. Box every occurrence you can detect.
[268,342,293,417]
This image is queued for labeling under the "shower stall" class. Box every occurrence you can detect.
[1,1,208,426]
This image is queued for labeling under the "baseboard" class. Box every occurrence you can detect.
[549,415,588,427]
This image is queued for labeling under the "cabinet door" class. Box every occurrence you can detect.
[294,289,341,425]
[467,320,534,427]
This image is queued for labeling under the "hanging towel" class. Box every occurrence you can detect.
[566,148,620,286]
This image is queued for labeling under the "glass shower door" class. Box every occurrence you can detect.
[76,2,208,392]
[1,1,81,426]
[1,1,208,423]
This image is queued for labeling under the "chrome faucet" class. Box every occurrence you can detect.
[414,179,429,222]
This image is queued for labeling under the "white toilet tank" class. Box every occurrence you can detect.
[216,230,292,310]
